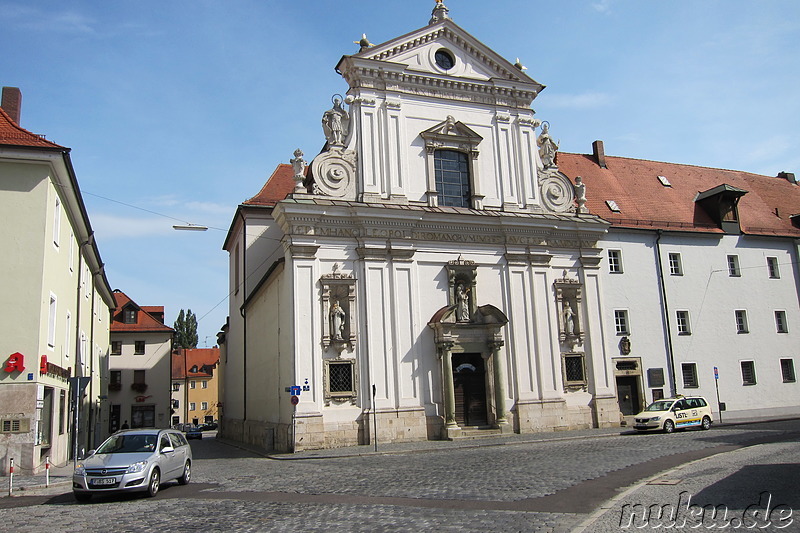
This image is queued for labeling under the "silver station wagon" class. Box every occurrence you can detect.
[73,428,192,501]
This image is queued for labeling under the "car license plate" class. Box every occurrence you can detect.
[91,477,116,486]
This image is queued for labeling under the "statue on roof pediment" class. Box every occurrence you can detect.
[322,95,351,148]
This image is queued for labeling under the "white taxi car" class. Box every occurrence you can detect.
[633,396,713,433]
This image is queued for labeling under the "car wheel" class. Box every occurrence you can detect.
[178,460,191,485]
[147,468,160,497]
[663,420,675,434]
[701,416,711,430]
[73,491,92,502]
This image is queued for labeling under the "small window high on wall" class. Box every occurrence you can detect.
[434,150,471,208]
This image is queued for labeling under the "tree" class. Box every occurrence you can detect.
[173,308,198,349]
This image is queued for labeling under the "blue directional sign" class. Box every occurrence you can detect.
[290,385,301,395]
[714,366,719,380]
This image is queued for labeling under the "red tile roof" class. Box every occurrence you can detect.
[0,105,63,149]
[243,164,297,206]
[111,290,174,333]
[172,348,220,379]
[558,152,800,237]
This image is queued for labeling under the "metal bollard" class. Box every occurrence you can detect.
[8,458,13,496]
[45,456,50,487]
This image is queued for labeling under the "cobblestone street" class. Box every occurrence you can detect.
[2,420,799,532]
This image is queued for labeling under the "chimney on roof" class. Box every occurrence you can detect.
[592,140,607,169]
[777,171,797,184]
[1,87,22,125]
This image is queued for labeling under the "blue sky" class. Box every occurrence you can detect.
[3,0,799,344]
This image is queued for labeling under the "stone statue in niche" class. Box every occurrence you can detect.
[562,300,576,335]
[322,95,350,147]
[455,283,471,322]
[574,176,587,213]
[537,121,559,169]
[330,300,346,340]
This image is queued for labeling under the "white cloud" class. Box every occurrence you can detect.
[542,92,612,109]
[0,4,96,34]
[591,0,614,14]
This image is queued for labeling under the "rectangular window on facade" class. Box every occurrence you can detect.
[53,197,61,247]
[682,363,699,388]
[676,310,691,335]
[172,399,179,409]
[190,381,196,389]
[614,310,630,335]
[48,294,57,348]
[563,354,586,384]
[727,255,740,277]
[608,250,623,273]
[110,370,122,391]
[172,382,180,392]
[434,149,471,208]
[189,402,196,411]
[741,361,757,385]
[202,381,208,389]
[780,359,796,383]
[123,308,137,324]
[668,253,683,275]
[201,401,208,410]
[735,310,749,333]
[133,370,145,384]
[775,311,788,333]
[134,341,145,354]
[111,341,122,355]
[767,257,780,279]
[64,312,71,359]
[328,361,355,395]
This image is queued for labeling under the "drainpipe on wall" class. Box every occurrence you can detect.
[239,212,247,422]
[655,230,677,396]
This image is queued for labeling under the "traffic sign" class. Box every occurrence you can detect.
[290,395,299,406]
[714,366,719,379]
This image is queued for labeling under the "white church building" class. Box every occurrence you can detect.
[219,2,799,452]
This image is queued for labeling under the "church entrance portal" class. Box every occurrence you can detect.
[452,353,488,426]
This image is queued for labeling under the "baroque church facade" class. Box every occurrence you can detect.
[220,2,800,452]
[220,2,620,452]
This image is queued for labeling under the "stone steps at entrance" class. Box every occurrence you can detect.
[447,426,505,441]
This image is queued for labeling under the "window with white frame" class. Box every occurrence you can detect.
[64,312,71,358]
[614,310,630,335]
[172,382,180,391]
[740,361,757,385]
[189,402,196,411]
[668,253,683,275]
[767,257,780,279]
[676,310,691,335]
[681,363,698,388]
[48,294,57,348]
[201,401,208,410]
[608,250,623,273]
[190,381,196,389]
[780,359,796,383]
[434,149,471,208]
[53,197,61,247]
[775,311,788,333]
[201,380,208,389]
[727,255,740,277]
[735,310,749,333]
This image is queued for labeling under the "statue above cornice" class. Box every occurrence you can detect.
[430,0,450,25]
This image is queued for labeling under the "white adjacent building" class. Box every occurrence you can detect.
[559,146,800,421]
[109,291,174,431]
[0,87,115,473]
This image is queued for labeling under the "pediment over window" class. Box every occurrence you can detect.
[694,184,748,234]
[420,116,482,153]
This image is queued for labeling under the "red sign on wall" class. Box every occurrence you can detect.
[40,355,48,374]
[4,353,25,373]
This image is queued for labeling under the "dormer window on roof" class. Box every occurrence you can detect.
[123,307,137,324]
[606,200,621,213]
[657,175,672,187]
[695,184,747,234]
